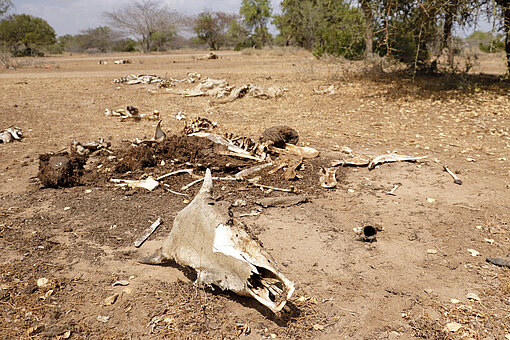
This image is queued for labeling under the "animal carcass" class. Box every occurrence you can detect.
[139,169,295,313]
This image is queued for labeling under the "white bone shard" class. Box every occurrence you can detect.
[111,176,159,191]
[139,169,295,313]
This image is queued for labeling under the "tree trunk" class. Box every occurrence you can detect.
[360,0,374,59]
[505,4,510,72]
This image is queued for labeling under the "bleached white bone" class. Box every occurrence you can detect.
[139,169,295,313]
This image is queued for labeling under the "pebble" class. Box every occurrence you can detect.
[445,322,462,332]
[467,249,480,257]
[466,292,480,301]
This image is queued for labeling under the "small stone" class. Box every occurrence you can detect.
[426,197,436,203]
[270,334,277,339]
[467,249,480,257]
[62,330,71,339]
[63,206,70,211]
[347,189,355,193]
[313,324,324,331]
[37,278,49,287]
[466,157,476,162]
[427,249,437,254]
[475,225,483,230]
[466,292,480,301]
[85,189,92,193]
[97,315,110,323]
[484,238,494,244]
[450,298,461,304]
[445,322,462,332]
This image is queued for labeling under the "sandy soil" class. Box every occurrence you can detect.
[1,49,510,339]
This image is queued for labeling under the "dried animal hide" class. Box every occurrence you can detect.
[139,169,295,313]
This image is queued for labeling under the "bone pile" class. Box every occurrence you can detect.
[180,78,287,101]
[0,126,23,144]
[182,117,217,135]
[114,72,201,88]
[71,138,111,156]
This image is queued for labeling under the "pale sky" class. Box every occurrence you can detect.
[12,0,282,36]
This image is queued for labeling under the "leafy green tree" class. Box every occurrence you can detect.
[227,17,250,50]
[274,0,320,49]
[0,14,56,56]
[240,0,273,47]
[194,11,237,50]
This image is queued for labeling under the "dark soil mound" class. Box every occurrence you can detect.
[38,153,86,188]
[113,135,245,173]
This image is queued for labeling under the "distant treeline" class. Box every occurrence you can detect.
[0,0,509,73]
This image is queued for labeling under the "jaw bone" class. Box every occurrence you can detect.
[139,169,295,313]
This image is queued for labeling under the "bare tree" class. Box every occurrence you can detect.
[103,0,179,53]
[0,0,13,17]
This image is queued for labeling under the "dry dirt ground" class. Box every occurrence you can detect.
[1,50,510,339]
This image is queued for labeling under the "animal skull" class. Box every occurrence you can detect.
[139,169,295,313]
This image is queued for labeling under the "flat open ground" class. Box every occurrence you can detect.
[1,50,510,339]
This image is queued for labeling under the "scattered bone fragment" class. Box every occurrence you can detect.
[0,126,23,144]
[191,132,265,161]
[235,163,273,180]
[132,120,167,146]
[332,153,427,169]
[71,138,111,156]
[313,85,336,95]
[277,143,319,159]
[331,154,371,167]
[486,256,510,268]
[260,125,299,148]
[368,154,428,170]
[256,195,308,208]
[284,157,302,180]
[443,165,462,185]
[111,176,159,191]
[139,169,295,313]
[250,182,296,193]
[156,169,193,181]
[353,226,377,242]
[154,120,166,142]
[197,52,218,60]
[467,248,480,257]
[385,183,400,195]
[319,168,337,188]
[134,217,163,248]
[114,59,131,64]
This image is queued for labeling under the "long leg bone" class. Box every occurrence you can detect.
[368,154,427,170]
[443,165,462,185]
